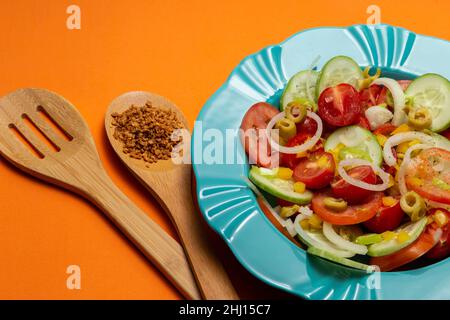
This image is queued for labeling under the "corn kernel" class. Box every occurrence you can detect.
[293,181,306,194]
[376,134,387,147]
[397,141,410,154]
[316,156,329,168]
[391,124,411,135]
[387,175,395,188]
[296,151,307,158]
[408,139,421,147]
[309,214,322,229]
[300,219,310,230]
[382,196,397,207]
[397,230,410,244]
[427,216,435,225]
[433,210,449,228]
[409,177,423,187]
[382,231,396,241]
[277,167,293,180]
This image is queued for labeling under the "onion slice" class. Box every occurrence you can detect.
[397,144,432,195]
[365,105,393,130]
[293,214,355,258]
[323,222,368,255]
[284,219,297,237]
[266,111,323,154]
[383,132,434,166]
[372,78,406,126]
[338,159,391,191]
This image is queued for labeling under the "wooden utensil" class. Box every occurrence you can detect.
[0,88,201,300]
[105,91,239,300]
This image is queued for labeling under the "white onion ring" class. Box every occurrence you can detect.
[322,222,368,255]
[397,144,432,195]
[293,214,354,258]
[266,111,323,154]
[338,159,390,192]
[383,132,434,166]
[372,78,406,126]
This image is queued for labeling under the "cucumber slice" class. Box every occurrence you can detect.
[405,73,450,132]
[367,217,427,257]
[307,247,376,272]
[280,70,319,110]
[431,132,450,150]
[324,125,383,166]
[296,227,354,258]
[248,166,312,205]
[316,56,363,98]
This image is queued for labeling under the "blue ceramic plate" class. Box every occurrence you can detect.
[192,24,450,300]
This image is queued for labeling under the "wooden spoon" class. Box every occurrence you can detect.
[105,91,239,300]
[0,88,201,300]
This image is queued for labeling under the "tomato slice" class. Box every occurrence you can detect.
[280,133,310,169]
[360,84,383,109]
[371,226,439,271]
[405,148,450,205]
[296,116,318,136]
[426,209,450,260]
[356,115,371,130]
[240,102,279,168]
[280,133,324,169]
[257,198,302,248]
[293,151,335,189]
[373,123,397,136]
[363,199,405,233]
[318,84,362,127]
[331,165,377,204]
[312,191,383,225]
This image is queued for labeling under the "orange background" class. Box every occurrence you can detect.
[0,0,449,299]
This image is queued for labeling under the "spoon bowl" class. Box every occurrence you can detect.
[105,91,239,300]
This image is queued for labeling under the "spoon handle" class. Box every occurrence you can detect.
[156,166,239,300]
[84,171,201,300]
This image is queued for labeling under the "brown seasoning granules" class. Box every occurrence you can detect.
[111,102,184,164]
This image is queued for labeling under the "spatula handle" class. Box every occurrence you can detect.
[84,172,201,300]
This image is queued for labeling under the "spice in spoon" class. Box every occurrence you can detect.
[111,102,184,165]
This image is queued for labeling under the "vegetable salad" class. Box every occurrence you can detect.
[241,55,450,272]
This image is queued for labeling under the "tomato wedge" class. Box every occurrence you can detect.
[293,151,335,189]
[405,148,450,205]
[363,199,405,233]
[312,191,383,225]
[296,116,318,136]
[280,133,324,169]
[371,227,439,271]
[426,209,450,260]
[280,133,310,169]
[318,84,362,127]
[373,123,397,136]
[360,84,383,109]
[240,102,279,168]
[331,165,377,204]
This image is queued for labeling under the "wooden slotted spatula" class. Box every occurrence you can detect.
[0,88,201,300]
[105,91,239,300]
